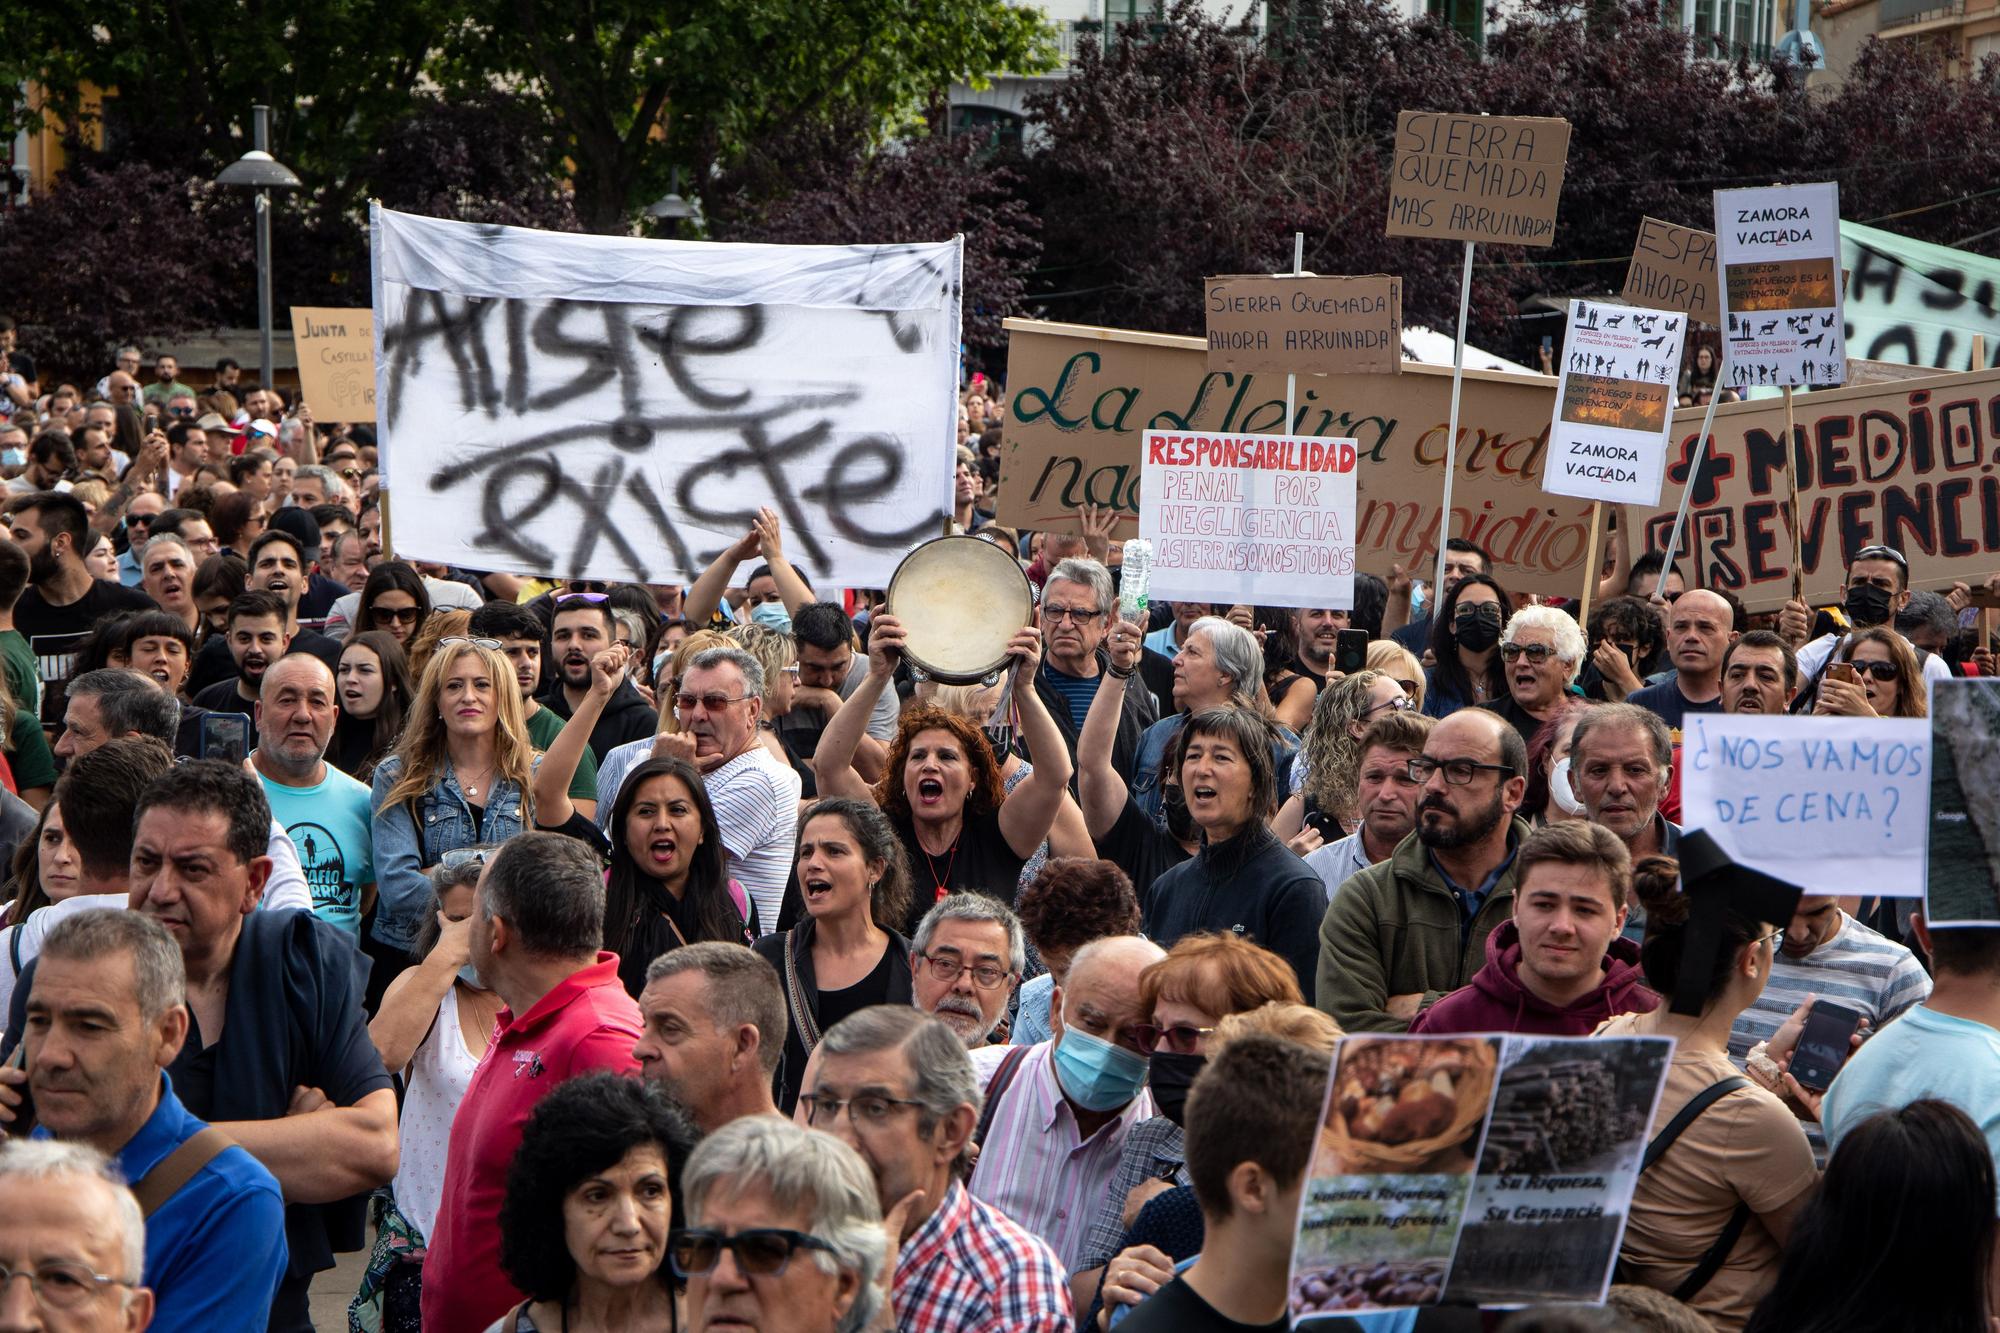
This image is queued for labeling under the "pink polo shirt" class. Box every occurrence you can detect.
[419,953,642,1333]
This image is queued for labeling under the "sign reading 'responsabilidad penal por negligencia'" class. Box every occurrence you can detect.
[1715,182,1848,391]
[1205,275,1403,377]
[1541,299,1688,508]
[1385,112,1571,248]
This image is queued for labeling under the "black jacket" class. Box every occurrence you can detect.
[1140,824,1323,1004]
[1035,650,1158,788]
[537,677,658,765]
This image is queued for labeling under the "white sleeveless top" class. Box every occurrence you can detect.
[393,984,486,1244]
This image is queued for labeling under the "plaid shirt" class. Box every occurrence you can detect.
[1076,1114,1190,1272]
[894,1180,1072,1333]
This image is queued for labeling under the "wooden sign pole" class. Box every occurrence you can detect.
[1578,501,1604,627]
[1782,384,1803,603]
[1431,241,1477,602]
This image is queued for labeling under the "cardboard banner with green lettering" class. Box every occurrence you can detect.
[998,319,1591,596]
[1385,112,1571,248]
[1206,275,1403,376]
[290,306,378,422]
[1637,365,2000,611]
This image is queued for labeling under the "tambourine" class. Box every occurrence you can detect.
[884,535,1034,684]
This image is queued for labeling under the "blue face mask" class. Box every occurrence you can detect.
[458,962,484,989]
[750,601,793,633]
[1053,1025,1150,1112]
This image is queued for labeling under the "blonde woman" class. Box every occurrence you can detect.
[1366,639,1425,713]
[370,639,539,981]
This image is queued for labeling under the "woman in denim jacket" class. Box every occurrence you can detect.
[372,638,539,970]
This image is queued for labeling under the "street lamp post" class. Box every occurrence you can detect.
[215,105,301,391]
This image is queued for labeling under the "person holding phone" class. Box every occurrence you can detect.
[1809,627,1927,719]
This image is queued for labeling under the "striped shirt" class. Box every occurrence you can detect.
[1728,912,1931,1157]
[893,1179,1072,1333]
[968,1041,1157,1271]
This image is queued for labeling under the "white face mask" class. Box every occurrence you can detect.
[1549,757,1587,816]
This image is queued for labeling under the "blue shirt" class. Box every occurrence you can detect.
[1823,1004,2000,1212]
[1430,846,1517,943]
[117,547,144,587]
[39,1074,286,1333]
[1038,663,1103,732]
[260,763,375,935]
[1143,624,1184,658]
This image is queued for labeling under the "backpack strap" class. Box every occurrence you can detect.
[974,1045,1031,1150]
[780,931,824,1055]
[1634,1075,1755,1303]
[130,1127,234,1219]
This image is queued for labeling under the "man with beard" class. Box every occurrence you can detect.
[1625,588,1735,728]
[186,531,340,696]
[140,533,201,635]
[191,591,291,718]
[8,492,155,647]
[1285,606,1351,692]
[162,420,208,502]
[1304,711,1433,901]
[1035,558,1155,778]
[908,894,1022,1048]
[536,593,654,765]
[1315,707,1529,1033]
[251,655,375,940]
[1782,543,1953,692]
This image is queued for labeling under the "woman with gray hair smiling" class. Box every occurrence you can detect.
[1493,604,1589,749]
[674,1115,888,1333]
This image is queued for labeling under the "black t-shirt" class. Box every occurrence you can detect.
[15,578,155,646]
[1118,1275,1311,1333]
[1481,693,1552,750]
[191,676,256,719]
[814,942,896,1034]
[1096,797,1192,903]
[891,807,1027,936]
[1288,655,1328,692]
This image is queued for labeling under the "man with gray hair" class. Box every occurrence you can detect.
[805,1005,1071,1330]
[22,911,286,1330]
[632,941,786,1132]
[1035,556,1156,779]
[284,463,347,511]
[677,1115,888,1333]
[598,645,801,928]
[0,1140,155,1331]
[423,831,643,1333]
[909,894,1023,1047]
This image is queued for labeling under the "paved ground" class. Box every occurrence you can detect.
[309,1245,370,1331]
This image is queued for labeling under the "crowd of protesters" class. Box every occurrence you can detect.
[0,340,1988,1333]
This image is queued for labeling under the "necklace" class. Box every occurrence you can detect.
[460,762,496,798]
[920,834,960,905]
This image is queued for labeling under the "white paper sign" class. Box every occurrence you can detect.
[1138,429,1360,610]
[370,206,961,587]
[1715,182,1848,390]
[1540,299,1686,506]
[1680,713,1928,896]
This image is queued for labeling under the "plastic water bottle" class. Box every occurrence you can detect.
[1119,539,1153,626]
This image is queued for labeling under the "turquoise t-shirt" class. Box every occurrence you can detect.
[259,763,376,935]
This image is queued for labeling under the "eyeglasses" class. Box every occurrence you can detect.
[371,605,421,625]
[675,692,749,714]
[669,1228,839,1279]
[1358,695,1416,721]
[1852,544,1908,572]
[1396,679,1420,696]
[781,663,800,677]
[1407,756,1517,786]
[557,591,610,605]
[1844,659,1901,682]
[0,1261,133,1311]
[1128,1022,1217,1055]
[438,636,503,651]
[1041,605,1103,624]
[798,1091,928,1128]
[915,953,1014,990]
[167,404,195,418]
[1754,926,1786,949]
[1499,642,1557,664]
[440,848,490,871]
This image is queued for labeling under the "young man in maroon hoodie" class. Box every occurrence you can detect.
[1410,820,1659,1035]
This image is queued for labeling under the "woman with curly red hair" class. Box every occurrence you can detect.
[813,611,1071,935]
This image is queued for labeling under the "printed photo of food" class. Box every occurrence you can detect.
[1319,1036,1499,1177]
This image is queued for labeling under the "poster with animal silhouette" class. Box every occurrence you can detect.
[1540,299,1687,506]
[1715,183,1848,391]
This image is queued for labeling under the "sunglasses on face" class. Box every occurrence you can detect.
[371,605,421,626]
[1127,1021,1216,1055]
[1499,642,1556,664]
[668,1228,837,1279]
[1844,659,1901,682]
[674,692,749,714]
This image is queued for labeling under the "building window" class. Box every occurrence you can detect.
[949,105,1025,154]
[1429,0,1485,48]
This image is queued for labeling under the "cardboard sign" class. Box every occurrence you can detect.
[371,206,959,587]
[1926,679,2000,925]
[998,318,1587,595]
[1138,429,1361,609]
[1385,112,1571,248]
[1680,714,1929,896]
[1205,274,1403,376]
[290,307,378,422]
[1289,1034,1672,1321]
[1634,364,2000,612]
[1716,183,1848,390]
[1543,300,1687,507]
[1624,217,1721,326]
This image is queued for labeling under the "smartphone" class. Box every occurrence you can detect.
[1540,335,1553,354]
[1791,999,1865,1092]
[199,712,253,763]
[1828,662,1858,686]
[1335,628,1371,676]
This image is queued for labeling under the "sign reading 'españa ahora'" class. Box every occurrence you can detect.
[997,319,1589,596]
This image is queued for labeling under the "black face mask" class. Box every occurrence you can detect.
[1147,1051,1207,1128]
[1455,602,1504,652]
[1844,583,1894,628]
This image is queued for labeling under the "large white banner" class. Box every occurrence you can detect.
[370,206,961,587]
[1540,298,1686,507]
[1715,182,1847,391]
